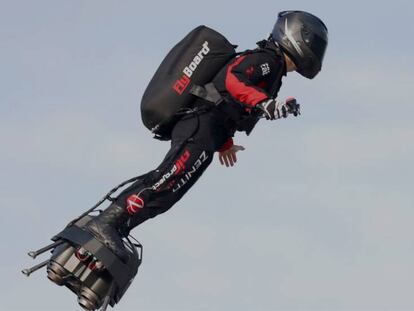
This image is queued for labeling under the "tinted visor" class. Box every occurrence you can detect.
[301,25,327,64]
[299,28,327,79]
[308,33,327,65]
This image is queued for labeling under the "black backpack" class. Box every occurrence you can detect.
[141,25,236,140]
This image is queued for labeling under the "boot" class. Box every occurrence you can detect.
[83,204,130,263]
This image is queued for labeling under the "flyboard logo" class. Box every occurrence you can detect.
[173,41,210,95]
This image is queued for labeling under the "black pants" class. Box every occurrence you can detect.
[114,108,229,230]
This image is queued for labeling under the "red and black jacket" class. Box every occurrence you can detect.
[213,40,287,151]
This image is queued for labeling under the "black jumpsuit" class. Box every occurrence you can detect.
[115,41,287,231]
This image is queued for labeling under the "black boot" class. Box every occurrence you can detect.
[83,204,131,263]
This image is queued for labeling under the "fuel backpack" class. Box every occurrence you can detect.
[141,25,237,140]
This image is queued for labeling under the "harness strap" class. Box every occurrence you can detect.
[189,82,224,106]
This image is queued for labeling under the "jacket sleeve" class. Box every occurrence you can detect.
[218,137,234,152]
[224,53,272,107]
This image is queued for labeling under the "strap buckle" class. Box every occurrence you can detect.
[189,83,224,106]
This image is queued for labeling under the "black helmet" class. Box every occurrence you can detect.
[271,11,328,79]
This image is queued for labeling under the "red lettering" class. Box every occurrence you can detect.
[173,75,190,95]
[174,150,191,175]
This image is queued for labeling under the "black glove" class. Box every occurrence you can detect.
[257,98,301,120]
[257,99,287,120]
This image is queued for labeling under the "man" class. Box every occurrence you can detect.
[82,11,328,262]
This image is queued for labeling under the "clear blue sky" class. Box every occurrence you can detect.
[1,1,413,310]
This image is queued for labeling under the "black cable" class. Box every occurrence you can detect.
[68,175,144,226]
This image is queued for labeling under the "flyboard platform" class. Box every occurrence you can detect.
[22,177,144,311]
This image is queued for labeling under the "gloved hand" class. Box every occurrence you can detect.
[257,97,300,120]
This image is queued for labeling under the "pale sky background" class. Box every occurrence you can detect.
[1,1,413,310]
